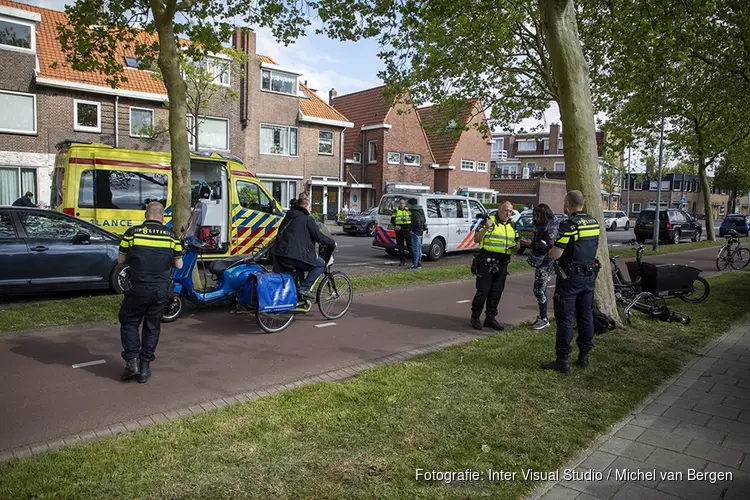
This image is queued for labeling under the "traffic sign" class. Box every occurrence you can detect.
[680,197,686,204]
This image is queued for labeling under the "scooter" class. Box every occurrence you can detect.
[160,233,268,323]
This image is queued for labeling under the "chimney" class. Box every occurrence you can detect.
[329,88,338,106]
[550,122,561,155]
[232,28,256,128]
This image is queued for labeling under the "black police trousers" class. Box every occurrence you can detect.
[471,257,509,319]
[119,283,169,363]
[395,228,413,264]
[553,273,597,358]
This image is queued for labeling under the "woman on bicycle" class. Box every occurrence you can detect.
[521,203,559,330]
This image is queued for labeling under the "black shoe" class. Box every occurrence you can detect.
[541,357,570,375]
[575,353,589,369]
[399,262,406,267]
[120,358,140,380]
[484,318,504,331]
[470,316,483,330]
[136,361,152,384]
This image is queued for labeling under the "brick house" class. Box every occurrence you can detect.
[417,100,493,204]
[331,86,436,211]
[621,173,704,218]
[0,0,351,218]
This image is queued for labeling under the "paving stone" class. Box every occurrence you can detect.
[611,482,680,500]
[122,420,140,431]
[46,438,65,450]
[672,422,725,444]
[698,373,740,387]
[636,429,692,453]
[646,448,707,472]
[721,433,750,454]
[162,410,180,420]
[642,403,670,417]
[722,397,750,411]
[662,407,712,426]
[709,383,747,397]
[615,425,647,441]
[681,388,725,402]
[559,469,624,499]
[739,410,750,423]
[669,396,700,410]
[576,494,602,500]
[687,379,716,393]
[741,457,750,473]
[540,485,580,500]
[211,398,227,408]
[656,476,727,500]
[738,378,750,390]
[703,461,750,484]
[30,443,49,455]
[607,456,668,488]
[0,451,13,462]
[12,447,32,459]
[693,400,741,420]
[630,415,681,432]
[600,437,656,462]
[683,440,743,467]
[176,408,192,417]
[707,416,750,436]
[150,413,167,425]
[654,386,688,405]
[692,356,718,372]
[94,427,112,438]
[579,450,618,471]
[726,367,750,380]
[63,435,81,446]
[78,430,96,442]
[109,423,127,435]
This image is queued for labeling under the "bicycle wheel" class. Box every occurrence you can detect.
[317,271,353,320]
[716,247,729,271]
[679,276,710,304]
[730,248,750,270]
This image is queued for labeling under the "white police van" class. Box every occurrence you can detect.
[373,193,488,261]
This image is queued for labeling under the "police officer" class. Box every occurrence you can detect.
[118,202,183,383]
[471,201,519,331]
[391,198,413,266]
[542,190,601,375]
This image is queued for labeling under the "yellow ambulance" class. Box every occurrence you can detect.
[51,140,283,259]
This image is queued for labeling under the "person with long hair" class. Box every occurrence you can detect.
[521,203,559,330]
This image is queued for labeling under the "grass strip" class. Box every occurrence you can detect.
[0,240,723,335]
[1,272,748,498]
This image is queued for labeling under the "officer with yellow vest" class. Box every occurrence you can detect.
[391,198,414,266]
[471,201,519,330]
[542,190,601,375]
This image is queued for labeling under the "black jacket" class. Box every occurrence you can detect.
[274,205,336,267]
[410,207,427,236]
[12,196,35,207]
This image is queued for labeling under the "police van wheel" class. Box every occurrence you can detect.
[161,296,184,323]
[110,263,130,294]
[427,238,445,261]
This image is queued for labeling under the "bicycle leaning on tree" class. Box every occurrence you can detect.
[716,229,750,271]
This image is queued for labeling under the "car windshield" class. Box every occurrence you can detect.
[725,216,746,225]
[603,211,615,218]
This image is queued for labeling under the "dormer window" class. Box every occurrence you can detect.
[261,68,297,95]
[0,10,38,54]
[124,56,156,71]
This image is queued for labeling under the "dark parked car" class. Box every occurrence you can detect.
[634,209,702,244]
[342,207,378,236]
[719,214,750,237]
[0,207,127,295]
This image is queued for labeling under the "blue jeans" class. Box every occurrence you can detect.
[411,234,423,266]
[300,256,326,292]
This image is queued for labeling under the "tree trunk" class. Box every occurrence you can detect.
[539,0,621,325]
[698,160,715,240]
[155,19,191,235]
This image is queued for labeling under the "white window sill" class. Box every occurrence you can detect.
[260,152,299,158]
[319,151,334,156]
[0,128,36,135]
[260,88,298,98]
[74,126,101,134]
[404,163,420,167]
[0,44,35,55]
[130,134,153,139]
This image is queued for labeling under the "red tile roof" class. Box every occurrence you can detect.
[417,102,476,166]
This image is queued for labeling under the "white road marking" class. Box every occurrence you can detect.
[315,322,337,328]
[456,299,471,304]
[337,245,354,248]
[689,260,695,263]
[72,360,106,369]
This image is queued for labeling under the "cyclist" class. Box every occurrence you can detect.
[273,196,336,298]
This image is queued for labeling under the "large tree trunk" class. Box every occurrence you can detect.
[698,160,715,241]
[539,0,621,325]
[155,15,191,235]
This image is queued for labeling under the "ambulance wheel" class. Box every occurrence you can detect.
[110,263,130,294]
[161,296,184,323]
[427,238,445,261]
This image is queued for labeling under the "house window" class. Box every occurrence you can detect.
[491,138,504,152]
[517,140,536,152]
[501,165,518,178]
[260,123,298,156]
[0,167,37,206]
[558,138,564,149]
[0,90,35,134]
[78,169,167,210]
[673,180,682,191]
[554,161,565,172]
[188,116,230,151]
[130,107,154,137]
[477,161,488,172]
[261,68,296,95]
[368,141,378,163]
[205,57,230,86]
[542,138,549,150]
[124,56,155,71]
[649,181,658,191]
[74,100,101,133]
[387,152,401,164]
[352,152,362,163]
[634,179,643,190]
[632,203,641,213]
[318,130,334,155]
[404,153,421,166]
[461,160,475,171]
[0,16,35,53]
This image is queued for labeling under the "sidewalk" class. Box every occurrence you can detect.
[532,319,750,500]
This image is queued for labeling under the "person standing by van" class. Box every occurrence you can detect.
[470,201,519,330]
[391,198,413,266]
[408,198,427,269]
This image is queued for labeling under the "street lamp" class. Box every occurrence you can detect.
[653,75,667,251]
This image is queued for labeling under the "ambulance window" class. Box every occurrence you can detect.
[78,169,168,210]
[237,181,273,214]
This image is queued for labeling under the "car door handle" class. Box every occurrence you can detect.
[31,245,49,252]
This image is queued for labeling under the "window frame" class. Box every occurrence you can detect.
[542,138,549,150]
[206,56,231,87]
[129,107,154,138]
[260,68,298,96]
[259,123,298,157]
[352,152,362,163]
[632,202,641,213]
[403,153,421,166]
[0,90,36,135]
[0,15,35,54]
[73,99,102,133]
[477,161,488,172]
[553,161,565,172]
[634,179,643,190]
[461,159,476,171]
[368,141,378,164]
[558,138,564,149]
[517,140,536,152]
[318,130,334,156]
[673,180,682,191]
[188,115,230,151]
[77,168,168,210]
[236,179,275,214]
[387,151,401,165]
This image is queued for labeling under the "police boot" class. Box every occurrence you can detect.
[575,352,589,369]
[120,358,140,380]
[484,317,504,331]
[470,311,482,330]
[136,361,152,384]
[541,356,570,376]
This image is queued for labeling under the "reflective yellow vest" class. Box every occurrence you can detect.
[480,221,518,254]
[394,208,411,226]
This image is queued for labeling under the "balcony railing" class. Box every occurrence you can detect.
[491,149,508,161]
[490,173,523,180]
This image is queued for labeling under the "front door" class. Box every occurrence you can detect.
[326,187,338,221]
[311,186,324,216]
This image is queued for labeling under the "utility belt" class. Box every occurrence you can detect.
[555,261,598,280]
[472,250,510,275]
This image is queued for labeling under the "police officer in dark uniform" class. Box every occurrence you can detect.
[118,202,183,383]
[542,190,601,375]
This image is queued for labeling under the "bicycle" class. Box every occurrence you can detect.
[716,230,750,271]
